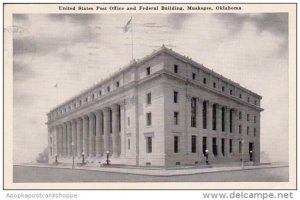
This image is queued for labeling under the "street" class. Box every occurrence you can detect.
[13,165,288,182]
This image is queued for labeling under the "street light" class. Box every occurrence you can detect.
[205,149,209,165]
[241,139,245,169]
[81,151,85,164]
[71,141,75,169]
[106,150,110,165]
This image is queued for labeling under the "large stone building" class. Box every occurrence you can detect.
[46,45,263,167]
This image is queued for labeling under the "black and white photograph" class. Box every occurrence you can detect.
[3,3,296,190]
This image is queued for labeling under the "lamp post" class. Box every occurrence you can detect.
[241,139,244,169]
[71,142,75,169]
[106,150,110,165]
[81,151,85,164]
[205,149,209,165]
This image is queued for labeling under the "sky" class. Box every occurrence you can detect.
[13,13,289,164]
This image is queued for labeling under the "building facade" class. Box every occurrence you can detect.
[46,45,263,167]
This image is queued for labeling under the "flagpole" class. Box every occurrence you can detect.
[131,17,133,60]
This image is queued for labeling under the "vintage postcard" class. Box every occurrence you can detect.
[3,3,296,189]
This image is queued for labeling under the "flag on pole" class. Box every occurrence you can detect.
[123,17,132,32]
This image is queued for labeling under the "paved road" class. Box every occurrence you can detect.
[13,165,288,183]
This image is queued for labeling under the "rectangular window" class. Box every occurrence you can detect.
[239,125,242,134]
[254,128,256,136]
[192,73,196,80]
[174,112,179,125]
[146,92,151,105]
[229,139,233,153]
[146,113,152,126]
[230,90,233,95]
[247,114,250,121]
[213,82,216,88]
[202,137,207,155]
[222,107,225,132]
[222,86,225,92]
[127,117,130,126]
[128,139,130,150]
[116,81,120,88]
[239,93,242,98]
[146,67,151,76]
[247,126,249,135]
[230,109,233,133]
[212,104,217,130]
[191,135,197,153]
[247,97,250,103]
[191,97,197,127]
[174,136,179,153]
[174,91,178,103]
[107,86,110,92]
[239,112,242,120]
[239,141,242,153]
[203,78,207,84]
[254,100,257,105]
[203,101,207,129]
[146,137,152,153]
[174,64,178,73]
[254,116,256,123]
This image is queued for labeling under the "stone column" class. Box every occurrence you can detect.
[71,119,77,157]
[95,111,103,157]
[103,107,110,153]
[217,104,222,132]
[198,99,203,130]
[67,122,72,157]
[58,125,63,157]
[63,123,67,157]
[208,136,214,159]
[88,113,96,158]
[55,126,59,156]
[76,118,83,157]
[120,102,125,157]
[217,137,223,157]
[225,138,230,157]
[112,104,120,157]
[225,107,230,133]
[82,115,89,156]
[207,102,213,131]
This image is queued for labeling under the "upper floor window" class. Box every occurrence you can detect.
[116,81,120,88]
[213,82,216,88]
[174,91,178,103]
[239,112,242,120]
[174,64,178,73]
[146,112,152,126]
[254,116,257,123]
[127,117,130,126]
[222,86,225,92]
[254,128,256,136]
[79,100,82,105]
[91,94,95,100]
[146,92,151,105]
[230,90,233,95]
[174,112,179,125]
[99,90,102,96]
[247,126,249,135]
[254,100,257,105]
[174,136,179,153]
[247,114,250,121]
[247,97,250,103]
[203,78,207,84]
[107,86,110,92]
[192,73,196,80]
[239,125,242,134]
[146,66,151,76]
[239,93,242,98]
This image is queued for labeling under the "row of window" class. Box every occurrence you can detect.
[145,135,253,155]
[155,63,259,106]
[52,81,122,118]
[239,125,257,136]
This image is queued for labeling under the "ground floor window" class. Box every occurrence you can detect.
[229,139,233,153]
[213,137,217,156]
[128,138,130,150]
[174,136,179,153]
[191,135,197,153]
[202,137,207,155]
[146,137,152,153]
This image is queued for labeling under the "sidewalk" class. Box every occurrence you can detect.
[16,162,288,177]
